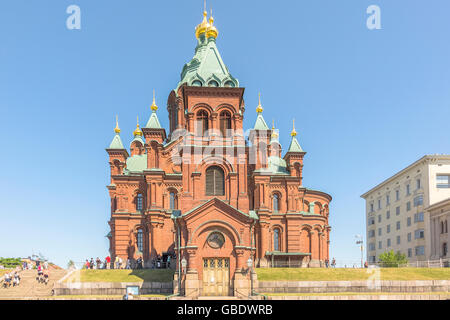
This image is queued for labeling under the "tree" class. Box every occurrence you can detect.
[378,250,408,267]
[67,260,75,269]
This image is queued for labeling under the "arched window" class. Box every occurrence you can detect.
[273,194,279,212]
[136,193,143,211]
[205,166,225,196]
[196,110,209,136]
[224,80,235,88]
[192,80,202,87]
[273,229,280,251]
[219,111,232,137]
[442,221,445,234]
[169,191,178,210]
[208,80,219,87]
[137,229,143,252]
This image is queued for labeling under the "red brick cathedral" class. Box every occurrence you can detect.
[106,10,331,296]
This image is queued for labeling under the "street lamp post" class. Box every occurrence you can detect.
[247,257,253,297]
[355,235,364,268]
[181,258,187,296]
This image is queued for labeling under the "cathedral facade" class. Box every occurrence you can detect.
[106,10,331,296]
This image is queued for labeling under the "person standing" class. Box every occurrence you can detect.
[331,258,336,268]
[96,257,101,269]
[89,258,94,269]
[105,256,111,269]
[126,258,131,270]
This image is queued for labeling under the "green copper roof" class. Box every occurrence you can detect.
[268,156,288,174]
[253,113,269,130]
[287,136,304,153]
[109,133,125,149]
[130,135,145,147]
[145,111,162,129]
[124,154,147,174]
[176,37,238,90]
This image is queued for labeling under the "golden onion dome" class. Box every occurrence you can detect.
[256,92,263,113]
[195,11,210,39]
[271,120,279,139]
[133,116,143,136]
[206,16,218,39]
[114,115,121,134]
[150,90,158,111]
[291,119,297,137]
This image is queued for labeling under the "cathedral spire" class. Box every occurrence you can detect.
[253,92,269,130]
[109,115,125,149]
[287,119,304,153]
[145,90,162,129]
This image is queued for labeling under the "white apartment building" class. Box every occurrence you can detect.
[361,155,450,263]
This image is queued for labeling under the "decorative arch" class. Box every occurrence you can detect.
[192,219,241,245]
[271,191,282,212]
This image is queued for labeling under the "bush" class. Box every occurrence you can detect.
[0,257,22,268]
[378,250,408,267]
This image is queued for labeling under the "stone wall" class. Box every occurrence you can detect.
[257,280,450,294]
[53,282,172,296]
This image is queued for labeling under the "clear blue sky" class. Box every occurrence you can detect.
[1,0,449,268]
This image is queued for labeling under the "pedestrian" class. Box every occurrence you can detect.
[89,258,94,269]
[96,257,101,269]
[44,261,49,270]
[331,258,336,268]
[126,258,131,270]
[85,259,90,269]
[115,256,120,269]
[364,261,368,268]
[106,256,111,269]
[325,258,329,268]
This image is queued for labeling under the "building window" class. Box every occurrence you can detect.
[137,229,144,252]
[408,248,412,258]
[416,179,421,189]
[369,243,375,251]
[378,215,381,223]
[407,233,411,242]
[378,199,381,210]
[387,224,390,233]
[368,217,375,225]
[386,195,390,205]
[273,194,279,213]
[369,230,375,238]
[196,110,209,136]
[397,235,401,245]
[387,239,391,247]
[386,211,390,219]
[378,241,382,249]
[273,229,280,251]
[407,217,411,226]
[443,243,448,257]
[415,246,425,256]
[396,206,400,216]
[406,202,411,211]
[370,203,374,212]
[406,184,410,195]
[396,221,401,230]
[446,221,448,233]
[136,193,143,211]
[437,175,450,188]
[205,166,225,196]
[208,80,219,87]
[396,190,400,201]
[414,212,424,223]
[192,80,202,87]
[219,111,232,137]
[413,195,423,207]
[169,191,178,210]
[414,229,424,239]
[378,228,381,236]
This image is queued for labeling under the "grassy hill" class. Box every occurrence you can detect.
[256,268,450,281]
[65,269,175,283]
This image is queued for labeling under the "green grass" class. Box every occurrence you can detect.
[256,268,450,281]
[65,269,175,283]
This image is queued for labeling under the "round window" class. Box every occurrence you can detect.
[208,80,219,87]
[192,80,202,87]
[207,232,225,249]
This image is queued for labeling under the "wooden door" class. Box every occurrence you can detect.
[202,258,229,296]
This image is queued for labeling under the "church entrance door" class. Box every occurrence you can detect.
[202,258,229,296]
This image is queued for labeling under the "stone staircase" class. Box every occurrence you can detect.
[0,269,68,299]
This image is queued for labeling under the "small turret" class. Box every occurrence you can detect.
[284,119,306,182]
[106,116,129,176]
